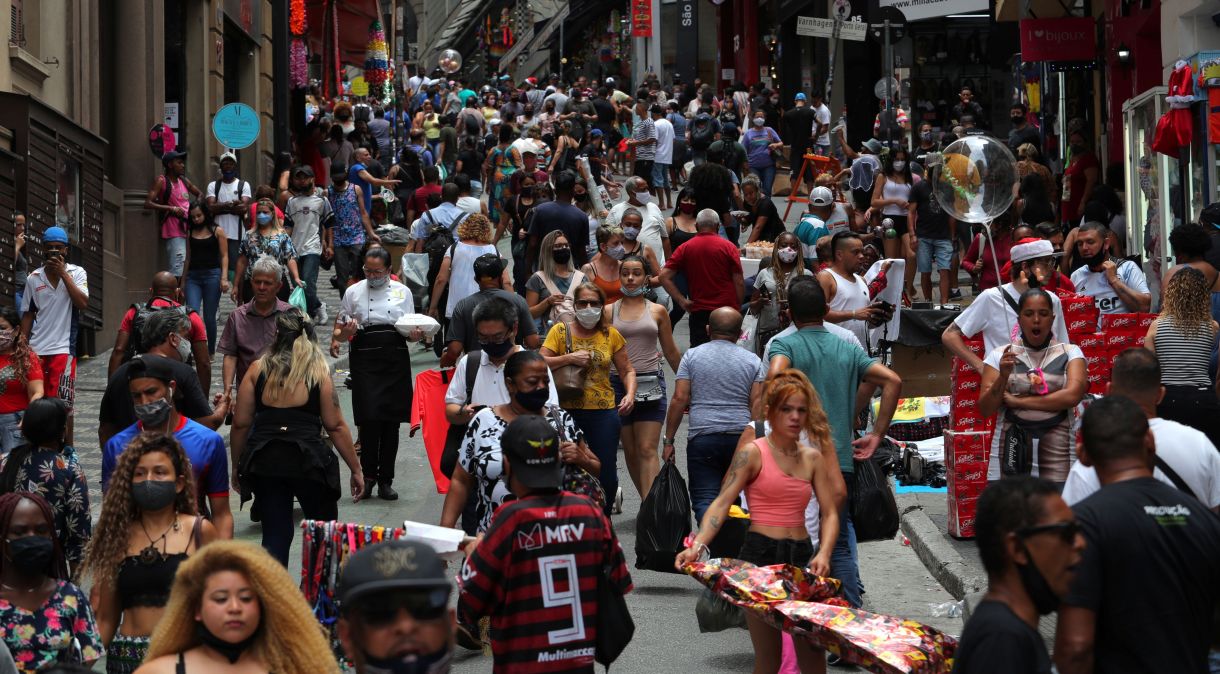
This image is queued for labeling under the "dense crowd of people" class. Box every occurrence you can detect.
[2,68,1219,674]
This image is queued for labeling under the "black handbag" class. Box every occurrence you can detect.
[440,351,482,479]
[595,559,635,667]
[1001,409,1067,477]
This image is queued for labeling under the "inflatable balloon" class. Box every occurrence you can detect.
[931,135,1018,224]
[438,49,463,74]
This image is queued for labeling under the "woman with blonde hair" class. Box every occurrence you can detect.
[1145,265,1220,446]
[232,198,303,304]
[135,540,338,674]
[675,368,842,674]
[526,230,585,332]
[428,213,507,321]
[81,433,218,674]
[233,308,366,565]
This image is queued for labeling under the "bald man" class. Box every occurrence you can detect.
[109,271,212,393]
[663,306,767,521]
[659,208,745,349]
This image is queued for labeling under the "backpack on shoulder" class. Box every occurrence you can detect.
[124,298,199,362]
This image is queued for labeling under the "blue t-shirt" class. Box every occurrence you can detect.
[794,215,829,266]
[102,417,229,512]
[676,339,767,439]
[742,127,779,168]
[349,163,374,213]
[768,326,876,473]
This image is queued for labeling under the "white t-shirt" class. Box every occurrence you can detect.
[813,103,832,146]
[443,243,499,318]
[340,279,413,327]
[284,191,332,256]
[207,178,252,241]
[825,268,872,348]
[653,118,675,165]
[444,348,561,408]
[824,203,851,236]
[21,265,89,356]
[952,283,1070,355]
[457,195,483,216]
[607,201,668,265]
[764,321,863,360]
[1062,417,1220,508]
[1069,260,1149,315]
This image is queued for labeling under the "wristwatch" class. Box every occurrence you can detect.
[663,438,675,446]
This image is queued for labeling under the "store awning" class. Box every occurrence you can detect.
[994,0,1101,22]
[305,0,382,63]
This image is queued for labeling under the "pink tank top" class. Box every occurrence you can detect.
[744,438,812,528]
[161,176,191,239]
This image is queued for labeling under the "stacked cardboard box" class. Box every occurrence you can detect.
[950,337,993,434]
[1065,302,1154,395]
[944,430,990,538]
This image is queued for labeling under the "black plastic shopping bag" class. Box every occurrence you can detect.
[851,456,900,542]
[634,460,692,573]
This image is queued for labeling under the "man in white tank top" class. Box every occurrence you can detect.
[817,232,881,348]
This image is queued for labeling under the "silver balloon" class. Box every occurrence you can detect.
[438,49,463,75]
[931,135,1018,224]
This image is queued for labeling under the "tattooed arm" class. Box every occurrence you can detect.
[675,443,761,568]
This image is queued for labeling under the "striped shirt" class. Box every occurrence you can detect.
[458,491,632,672]
[633,117,657,161]
[1154,318,1216,387]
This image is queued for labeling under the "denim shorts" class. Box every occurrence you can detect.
[917,237,954,273]
[610,372,667,425]
[738,531,815,567]
[652,162,671,189]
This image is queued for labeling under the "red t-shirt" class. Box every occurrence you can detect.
[664,231,743,311]
[1061,151,1098,223]
[409,368,453,494]
[120,298,208,344]
[0,352,43,413]
[409,183,443,216]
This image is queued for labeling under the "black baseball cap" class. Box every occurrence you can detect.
[293,165,315,177]
[127,355,177,384]
[161,150,187,165]
[501,415,563,489]
[473,253,506,279]
[338,540,452,612]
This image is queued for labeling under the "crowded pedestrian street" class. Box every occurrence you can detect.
[1,0,1220,672]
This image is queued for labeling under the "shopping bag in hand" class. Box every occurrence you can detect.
[851,456,900,542]
[737,312,759,351]
[288,285,308,314]
[634,460,692,573]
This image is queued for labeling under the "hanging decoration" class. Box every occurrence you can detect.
[1152,60,1194,158]
[288,0,309,91]
[364,19,391,98]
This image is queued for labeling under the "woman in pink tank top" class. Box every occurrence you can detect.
[676,369,845,674]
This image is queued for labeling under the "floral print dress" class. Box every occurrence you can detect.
[238,230,297,284]
[0,447,91,566]
[0,581,101,673]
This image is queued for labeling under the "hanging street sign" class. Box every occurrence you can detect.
[796,16,867,41]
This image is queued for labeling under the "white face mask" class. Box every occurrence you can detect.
[892,160,906,172]
[575,307,601,329]
[633,191,651,205]
[777,247,798,264]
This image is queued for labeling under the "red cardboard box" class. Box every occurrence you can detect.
[1080,346,1111,373]
[945,430,992,467]
[1088,381,1108,396]
[963,337,985,358]
[953,357,980,379]
[1061,295,1097,315]
[1137,313,1157,330]
[1066,316,1099,335]
[948,495,978,538]
[948,461,988,500]
[1100,313,1140,332]
[1074,332,1106,349]
[953,377,983,398]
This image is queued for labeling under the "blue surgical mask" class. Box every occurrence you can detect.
[256,212,273,226]
[622,227,641,241]
[606,245,626,260]
[222,170,237,180]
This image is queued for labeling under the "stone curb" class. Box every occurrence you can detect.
[896,493,986,601]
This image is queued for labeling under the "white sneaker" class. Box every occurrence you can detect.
[613,486,624,514]
[314,304,328,326]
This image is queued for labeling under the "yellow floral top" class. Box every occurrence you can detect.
[543,322,627,410]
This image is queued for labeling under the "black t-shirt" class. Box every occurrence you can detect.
[579,143,606,184]
[1008,125,1041,153]
[782,106,816,151]
[592,98,616,128]
[748,197,784,242]
[1066,477,1220,674]
[528,200,592,267]
[912,144,936,170]
[448,288,538,351]
[99,355,213,429]
[910,179,951,240]
[689,163,734,217]
[1019,198,1055,227]
[457,149,483,181]
[952,601,1052,674]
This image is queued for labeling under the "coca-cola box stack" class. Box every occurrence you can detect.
[944,430,989,538]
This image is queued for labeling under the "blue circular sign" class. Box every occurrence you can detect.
[211,103,260,149]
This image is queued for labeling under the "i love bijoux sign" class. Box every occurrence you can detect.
[1019,17,1096,62]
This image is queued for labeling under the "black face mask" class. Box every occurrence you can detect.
[1080,248,1107,269]
[515,387,549,412]
[7,536,53,576]
[1016,544,1061,615]
[482,338,513,359]
[361,647,452,674]
[1011,116,1025,126]
[573,192,588,202]
[196,621,259,664]
[552,249,572,264]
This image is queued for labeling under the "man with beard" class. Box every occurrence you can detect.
[953,476,1084,673]
[338,540,456,674]
[943,238,1070,372]
[1054,396,1220,674]
[1069,221,1150,315]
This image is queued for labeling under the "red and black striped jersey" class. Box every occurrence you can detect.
[458,491,633,672]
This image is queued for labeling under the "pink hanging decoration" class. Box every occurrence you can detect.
[290,39,309,89]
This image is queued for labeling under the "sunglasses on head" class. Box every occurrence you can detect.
[1016,520,1081,544]
[353,588,450,626]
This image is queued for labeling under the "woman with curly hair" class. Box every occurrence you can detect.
[80,433,217,674]
[428,213,506,322]
[675,369,842,674]
[134,540,338,674]
[235,308,365,562]
[0,305,43,454]
[1145,265,1220,446]
[0,492,101,672]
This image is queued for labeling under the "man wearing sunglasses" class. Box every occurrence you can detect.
[1054,395,1220,674]
[338,539,456,674]
[954,475,1084,673]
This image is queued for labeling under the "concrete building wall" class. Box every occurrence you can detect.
[1160,0,1220,72]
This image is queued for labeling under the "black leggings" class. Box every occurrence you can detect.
[360,421,401,485]
[256,476,337,566]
